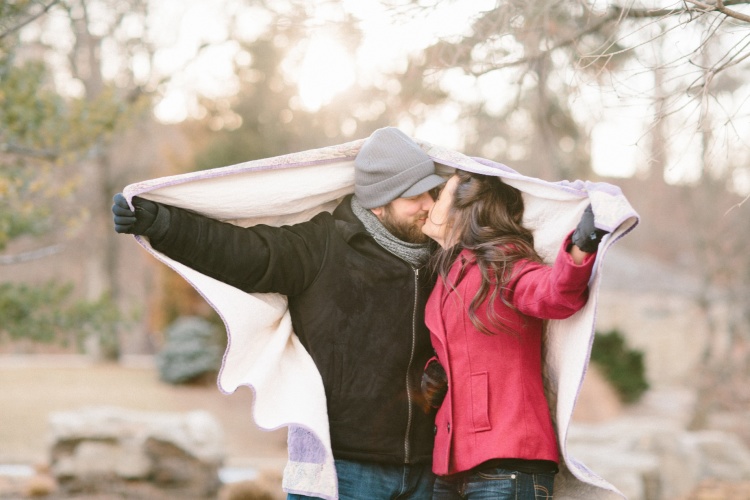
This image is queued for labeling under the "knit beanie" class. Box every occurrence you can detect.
[354,127,446,209]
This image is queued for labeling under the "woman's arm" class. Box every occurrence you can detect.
[569,244,590,265]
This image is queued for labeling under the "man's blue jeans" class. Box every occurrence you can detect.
[433,466,554,500]
[287,458,435,499]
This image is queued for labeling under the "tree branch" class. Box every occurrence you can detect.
[0,244,65,265]
[465,0,749,77]
[0,0,61,40]
[616,0,750,23]
[1,142,60,160]
[717,3,750,22]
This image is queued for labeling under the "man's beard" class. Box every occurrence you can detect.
[380,207,430,244]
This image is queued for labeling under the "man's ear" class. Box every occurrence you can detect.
[370,206,384,219]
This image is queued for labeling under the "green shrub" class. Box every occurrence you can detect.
[0,281,122,357]
[156,316,223,385]
[590,328,649,403]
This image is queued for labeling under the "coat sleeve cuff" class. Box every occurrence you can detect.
[424,356,439,371]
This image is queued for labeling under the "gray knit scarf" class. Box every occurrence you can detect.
[351,196,431,267]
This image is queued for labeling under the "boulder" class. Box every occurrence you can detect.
[48,406,225,498]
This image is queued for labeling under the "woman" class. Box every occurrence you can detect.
[420,170,606,499]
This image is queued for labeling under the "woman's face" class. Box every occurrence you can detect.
[422,174,460,248]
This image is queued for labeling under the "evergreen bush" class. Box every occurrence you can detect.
[590,328,650,403]
[156,316,223,385]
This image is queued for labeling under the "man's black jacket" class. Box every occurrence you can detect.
[149,195,436,465]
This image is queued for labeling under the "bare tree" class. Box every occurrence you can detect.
[383,1,749,180]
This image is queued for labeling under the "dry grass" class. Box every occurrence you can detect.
[0,356,287,470]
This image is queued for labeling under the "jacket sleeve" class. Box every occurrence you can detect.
[149,203,330,296]
[507,232,596,320]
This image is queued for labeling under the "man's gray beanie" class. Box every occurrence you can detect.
[354,127,446,209]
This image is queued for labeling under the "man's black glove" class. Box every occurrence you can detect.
[421,359,448,409]
[112,193,169,240]
[572,204,608,253]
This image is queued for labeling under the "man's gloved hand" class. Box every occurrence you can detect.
[421,358,448,409]
[572,204,608,253]
[112,193,167,239]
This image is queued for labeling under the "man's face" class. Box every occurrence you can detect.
[372,191,435,244]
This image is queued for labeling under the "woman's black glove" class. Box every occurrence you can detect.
[572,204,608,253]
[112,193,169,240]
[421,359,448,409]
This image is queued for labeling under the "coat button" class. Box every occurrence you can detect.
[447,422,451,433]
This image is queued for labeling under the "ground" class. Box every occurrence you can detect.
[0,355,288,497]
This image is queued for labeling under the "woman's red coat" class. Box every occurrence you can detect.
[425,236,596,475]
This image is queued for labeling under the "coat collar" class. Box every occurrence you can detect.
[332,195,370,242]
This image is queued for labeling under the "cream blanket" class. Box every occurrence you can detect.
[124,137,638,499]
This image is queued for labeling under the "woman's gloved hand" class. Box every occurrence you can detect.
[572,204,608,253]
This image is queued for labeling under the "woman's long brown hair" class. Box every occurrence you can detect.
[431,170,543,335]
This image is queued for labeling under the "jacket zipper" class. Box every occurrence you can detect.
[404,266,419,463]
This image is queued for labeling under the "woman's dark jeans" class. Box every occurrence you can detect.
[433,465,555,500]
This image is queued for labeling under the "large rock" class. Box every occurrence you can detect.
[48,406,225,498]
[568,388,750,500]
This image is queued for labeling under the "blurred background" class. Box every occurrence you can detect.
[1,0,749,499]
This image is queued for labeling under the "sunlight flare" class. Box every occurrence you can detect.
[294,36,356,111]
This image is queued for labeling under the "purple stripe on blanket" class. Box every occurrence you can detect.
[288,425,327,464]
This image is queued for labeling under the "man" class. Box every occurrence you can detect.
[112,127,446,499]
